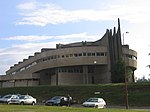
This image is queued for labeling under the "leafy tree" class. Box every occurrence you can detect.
[111,59,132,83]
[126,66,133,82]
[136,76,150,82]
[111,59,125,83]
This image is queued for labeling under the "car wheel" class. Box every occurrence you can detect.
[20,102,24,105]
[32,102,35,105]
[103,105,106,108]
[95,105,99,108]
[57,103,61,106]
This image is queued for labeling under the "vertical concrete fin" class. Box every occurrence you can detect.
[117,18,122,44]
[117,18,122,59]
[113,27,116,36]
[118,18,120,28]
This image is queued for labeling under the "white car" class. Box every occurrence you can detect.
[8,95,36,105]
[82,98,106,108]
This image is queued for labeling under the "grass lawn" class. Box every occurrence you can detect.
[0,104,149,112]
[0,83,149,107]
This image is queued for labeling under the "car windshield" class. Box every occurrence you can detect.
[87,98,98,102]
[51,96,61,100]
[3,95,12,98]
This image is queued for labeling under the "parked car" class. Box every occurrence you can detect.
[8,95,36,105]
[0,94,20,104]
[82,98,106,108]
[45,96,69,106]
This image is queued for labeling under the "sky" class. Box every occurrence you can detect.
[0,0,150,79]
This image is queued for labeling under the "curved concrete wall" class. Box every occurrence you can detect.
[123,47,137,69]
[7,46,108,75]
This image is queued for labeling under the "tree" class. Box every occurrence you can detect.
[111,59,125,83]
[136,76,150,82]
[111,59,132,83]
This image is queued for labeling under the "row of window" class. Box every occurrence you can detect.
[58,68,83,73]
[58,68,94,73]
[9,52,137,75]
[9,52,105,75]
[41,52,107,62]
[10,62,37,75]
[9,52,102,75]
[45,66,94,75]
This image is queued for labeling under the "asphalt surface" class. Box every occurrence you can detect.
[11,103,150,111]
[71,104,150,111]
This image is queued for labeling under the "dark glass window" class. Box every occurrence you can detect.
[92,53,95,56]
[70,54,73,57]
[74,53,78,57]
[83,52,86,56]
[79,53,82,56]
[96,52,101,56]
[87,53,91,56]
[101,53,105,56]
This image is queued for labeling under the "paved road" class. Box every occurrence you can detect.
[38,103,150,111]
[72,104,150,111]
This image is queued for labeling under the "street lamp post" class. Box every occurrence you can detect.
[123,32,129,109]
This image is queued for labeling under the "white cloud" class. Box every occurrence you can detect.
[3,32,100,42]
[17,1,37,10]
[124,22,150,79]
[4,35,53,41]
[0,42,56,75]
[16,1,150,26]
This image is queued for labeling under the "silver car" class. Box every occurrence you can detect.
[8,95,36,105]
[0,94,19,104]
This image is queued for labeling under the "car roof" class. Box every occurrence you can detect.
[54,96,65,97]
[87,98,105,100]
[89,97,103,99]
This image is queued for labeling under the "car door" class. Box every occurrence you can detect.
[98,99,105,108]
[26,96,34,104]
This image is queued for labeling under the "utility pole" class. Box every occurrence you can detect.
[123,32,129,109]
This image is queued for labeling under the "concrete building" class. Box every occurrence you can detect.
[0,19,137,87]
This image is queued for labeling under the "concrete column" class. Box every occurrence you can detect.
[56,68,58,85]
[83,65,88,84]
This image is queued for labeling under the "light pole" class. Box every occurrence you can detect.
[123,32,129,109]
[122,32,129,45]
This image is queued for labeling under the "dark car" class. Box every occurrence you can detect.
[45,96,69,106]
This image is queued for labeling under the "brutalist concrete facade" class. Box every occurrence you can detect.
[0,19,137,87]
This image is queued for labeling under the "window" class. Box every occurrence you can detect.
[87,53,91,56]
[74,53,78,57]
[62,55,64,58]
[92,53,95,56]
[70,54,73,57]
[101,53,105,56]
[83,52,86,56]
[96,52,101,56]
[79,53,82,56]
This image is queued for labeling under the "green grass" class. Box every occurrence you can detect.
[0,82,150,107]
[0,104,149,112]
